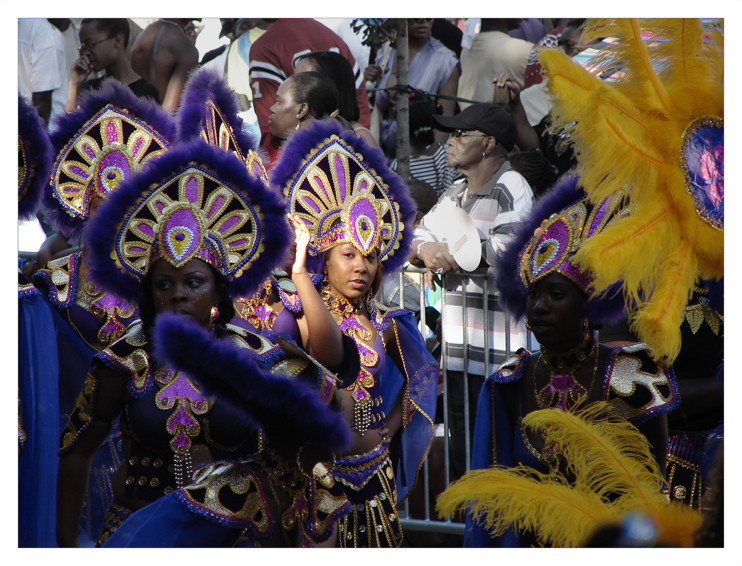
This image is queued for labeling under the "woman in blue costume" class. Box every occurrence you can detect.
[463,174,680,547]
[266,118,439,547]
[25,81,175,545]
[18,94,59,547]
[95,68,358,548]
[103,69,436,548]
[56,136,356,547]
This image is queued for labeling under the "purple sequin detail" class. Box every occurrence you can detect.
[218,215,238,233]
[69,165,89,179]
[348,198,379,253]
[185,175,199,203]
[84,144,97,160]
[97,150,130,194]
[333,444,386,488]
[132,138,144,158]
[312,172,333,204]
[560,261,591,291]
[93,292,134,342]
[334,154,346,200]
[106,121,118,145]
[156,371,207,450]
[586,195,612,238]
[163,208,200,263]
[301,197,321,213]
[543,373,584,410]
[208,196,225,219]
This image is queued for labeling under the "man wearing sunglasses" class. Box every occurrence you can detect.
[411,103,534,479]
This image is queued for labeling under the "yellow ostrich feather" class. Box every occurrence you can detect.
[539,18,723,361]
[523,403,665,506]
[436,403,703,547]
[436,468,614,547]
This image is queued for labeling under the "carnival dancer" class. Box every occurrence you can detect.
[23,82,175,545]
[55,137,355,547]
[18,94,58,547]
[537,18,724,510]
[267,118,439,547]
[454,174,679,547]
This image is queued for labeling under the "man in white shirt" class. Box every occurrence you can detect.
[18,18,69,129]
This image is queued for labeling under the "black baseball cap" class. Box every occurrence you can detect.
[433,103,517,151]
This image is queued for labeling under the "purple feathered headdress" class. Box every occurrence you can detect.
[495,173,628,325]
[85,139,290,305]
[18,96,53,220]
[270,118,416,277]
[176,67,269,186]
[43,79,175,240]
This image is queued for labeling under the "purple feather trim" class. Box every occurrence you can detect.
[18,96,54,220]
[85,140,290,304]
[152,312,351,457]
[176,67,258,154]
[43,79,176,239]
[269,119,417,276]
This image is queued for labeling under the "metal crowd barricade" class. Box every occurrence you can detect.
[379,265,535,536]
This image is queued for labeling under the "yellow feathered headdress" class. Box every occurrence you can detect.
[538,19,723,362]
[436,402,703,547]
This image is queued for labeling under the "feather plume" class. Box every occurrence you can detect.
[436,402,702,547]
[437,468,613,547]
[523,403,665,506]
[538,19,723,362]
[153,312,351,460]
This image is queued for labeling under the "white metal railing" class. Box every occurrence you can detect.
[380,266,536,535]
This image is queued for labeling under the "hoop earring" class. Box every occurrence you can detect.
[209,305,220,328]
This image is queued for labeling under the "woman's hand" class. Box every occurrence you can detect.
[70,53,94,86]
[379,425,391,446]
[492,71,521,104]
[288,214,310,276]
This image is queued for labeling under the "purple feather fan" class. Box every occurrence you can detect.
[84,139,290,305]
[269,118,417,277]
[153,312,351,458]
[18,95,54,220]
[43,79,176,240]
[495,172,627,325]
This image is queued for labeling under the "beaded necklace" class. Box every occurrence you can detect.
[535,332,598,410]
[320,287,380,435]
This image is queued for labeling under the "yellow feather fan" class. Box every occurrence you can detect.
[539,19,723,362]
[436,402,702,547]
